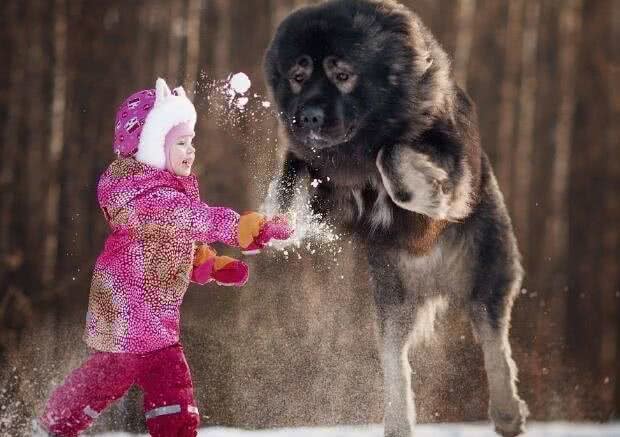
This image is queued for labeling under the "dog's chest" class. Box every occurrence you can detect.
[397,233,475,301]
[311,158,450,253]
[327,174,395,231]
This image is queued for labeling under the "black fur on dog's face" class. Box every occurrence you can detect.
[265,0,452,155]
[264,0,438,155]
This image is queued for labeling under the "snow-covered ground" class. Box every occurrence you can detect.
[95,423,620,437]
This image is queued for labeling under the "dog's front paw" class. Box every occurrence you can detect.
[490,398,529,437]
[376,146,451,219]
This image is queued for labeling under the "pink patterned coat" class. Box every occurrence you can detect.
[84,158,240,353]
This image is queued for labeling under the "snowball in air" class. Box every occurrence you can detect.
[230,72,251,94]
[235,97,249,109]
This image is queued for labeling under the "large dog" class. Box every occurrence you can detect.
[263,1,528,436]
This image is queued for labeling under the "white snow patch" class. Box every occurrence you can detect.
[93,423,620,437]
[259,179,341,256]
[235,96,249,109]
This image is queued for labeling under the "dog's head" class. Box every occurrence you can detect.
[264,0,452,154]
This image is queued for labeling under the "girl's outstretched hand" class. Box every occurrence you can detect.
[238,212,293,255]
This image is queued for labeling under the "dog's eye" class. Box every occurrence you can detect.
[336,72,350,82]
[294,73,305,83]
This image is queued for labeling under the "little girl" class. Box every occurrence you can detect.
[37,78,292,436]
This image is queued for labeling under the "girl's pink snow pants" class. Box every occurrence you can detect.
[39,343,199,437]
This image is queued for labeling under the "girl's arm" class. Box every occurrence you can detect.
[139,187,289,248]
[135,187,240,246]
[191,202,292,251]
[190,201,240,246]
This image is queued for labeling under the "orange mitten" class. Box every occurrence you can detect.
[193,243,217,266]
[238,212,294,255]
[237,212,267,253]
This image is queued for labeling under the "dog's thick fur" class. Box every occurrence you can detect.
[264,1,528,435]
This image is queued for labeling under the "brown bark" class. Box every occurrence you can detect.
[213,0,232,78]
[566,0,613,419]
[598,0,620,414]
[0,1,26,289]
[184,0,203,95]
[43,0,67,286]
[612,0,620,417]
[512,0,540,262]
[166,0,185,83]
[541,0,582,416]
[453,0,477,88]
[496,0,524,202]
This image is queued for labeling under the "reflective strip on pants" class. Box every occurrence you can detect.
[145,404,182,420]
[145,404,199,420]
[83,405,100,419]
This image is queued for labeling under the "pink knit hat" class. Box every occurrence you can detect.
[113,78,196,169]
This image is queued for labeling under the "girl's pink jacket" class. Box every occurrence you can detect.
[84,158,239,353]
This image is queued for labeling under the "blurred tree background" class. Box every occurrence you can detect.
[0,0,619,434]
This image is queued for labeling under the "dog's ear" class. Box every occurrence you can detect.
[417,53,434,76]
[407,15,438,77]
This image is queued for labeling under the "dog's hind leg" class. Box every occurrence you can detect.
[470,308,528,437]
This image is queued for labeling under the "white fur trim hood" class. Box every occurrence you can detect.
[135,78,197,169]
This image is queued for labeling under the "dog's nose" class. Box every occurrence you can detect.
[300,107,324,129]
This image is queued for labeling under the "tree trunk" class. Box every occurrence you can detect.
[612,0,620,418]
[496,0,524,203]
[453,0,477,88]
[43,0,67,286]
[511,0,539,258]
[566,0,614,419]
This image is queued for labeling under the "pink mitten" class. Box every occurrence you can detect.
[191,258,216,285]
[191,244,249,287]
[241,214,293,255]
[211,256,249,286]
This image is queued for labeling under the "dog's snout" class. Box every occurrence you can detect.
[300,107,324,129]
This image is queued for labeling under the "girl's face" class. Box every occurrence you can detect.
[167,135,195,176]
